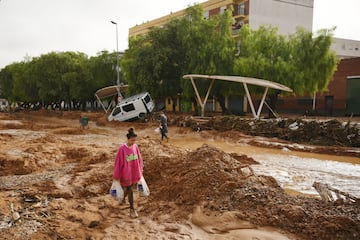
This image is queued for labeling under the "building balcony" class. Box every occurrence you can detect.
[233,14,246,20]
[233,0,246,4]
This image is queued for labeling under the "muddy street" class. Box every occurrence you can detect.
[0,111,359,240]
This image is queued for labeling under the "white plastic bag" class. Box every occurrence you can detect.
[137,176,150,197]
[109,180,124,201]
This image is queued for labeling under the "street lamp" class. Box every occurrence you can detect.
[110,20,121,98]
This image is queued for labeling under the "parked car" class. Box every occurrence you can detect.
[108,92,155,121]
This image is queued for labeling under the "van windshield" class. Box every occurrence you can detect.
[144,94,151,104]
[112,107,121,116]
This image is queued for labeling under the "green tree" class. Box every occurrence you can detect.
[180,5,236,113]
[121,35,152,95]
[0,50,124,109]
[121,4,235,112]
[25,51,91,106]
[88,50,118,91]
[10,61,39,102]
[234,25,293,116]
[234,25,338,117]
[289,27,338,95]
[0,65,15,99]
[121,22,186,105]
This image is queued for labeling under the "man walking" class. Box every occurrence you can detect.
[159,111,168,141]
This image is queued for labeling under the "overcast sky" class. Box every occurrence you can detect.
[0,0,359,69]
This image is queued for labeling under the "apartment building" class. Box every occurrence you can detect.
[332,38,360,59]
[129,0,313,38]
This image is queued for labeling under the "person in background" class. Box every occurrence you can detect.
[113,128,143,218]
[159,111,168,141]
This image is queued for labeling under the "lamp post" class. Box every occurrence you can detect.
[110,20,122,98]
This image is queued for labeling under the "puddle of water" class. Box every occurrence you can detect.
[170,132,360,198]
[251,154,360,197]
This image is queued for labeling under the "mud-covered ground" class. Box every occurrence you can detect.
[0,111,359,240]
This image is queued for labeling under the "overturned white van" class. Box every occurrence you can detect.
[108,92,155,122]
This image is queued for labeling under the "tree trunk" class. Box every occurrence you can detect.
[172,97,176,112]
[81,100,86,111]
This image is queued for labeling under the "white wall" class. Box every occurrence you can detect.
[331,38,360,58]
[249,0,314,35]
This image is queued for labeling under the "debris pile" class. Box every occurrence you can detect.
[179,116,360,148]
[143,144,360,240]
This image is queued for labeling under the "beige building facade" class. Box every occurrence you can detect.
[129,0,314,38]
[331,38,360,59]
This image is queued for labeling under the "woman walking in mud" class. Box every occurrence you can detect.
[113,128,143,218]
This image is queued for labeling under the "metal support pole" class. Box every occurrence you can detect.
[243,83,257,119]
[190,77,214,117]
[111,21,122,98]
[256,87,269,118]
[312,91,316,111]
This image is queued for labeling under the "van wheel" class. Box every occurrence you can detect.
[138,113,146,120]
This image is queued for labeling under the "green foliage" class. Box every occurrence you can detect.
[10,61,37,102]
[0,51,118,104]
[234,25,338,96]
[121,23,186,98]
[121,4,236,102]
[289,27,338,94]
[0,65,15,99]
[234,25,294,95]
[181,5,236,100]
[88,50,118,91]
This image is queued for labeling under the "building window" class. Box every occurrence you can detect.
[220,6,227,14]
[238,3,245,15]
[204,10,209,19]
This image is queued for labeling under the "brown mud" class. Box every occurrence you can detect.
[0,111,359,240]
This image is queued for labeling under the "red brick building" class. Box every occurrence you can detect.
[277,57,360,116]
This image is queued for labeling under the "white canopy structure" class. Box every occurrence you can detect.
[183,74,293,119]
[94,85,128,112]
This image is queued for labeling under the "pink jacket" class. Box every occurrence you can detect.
[113,143,143,187]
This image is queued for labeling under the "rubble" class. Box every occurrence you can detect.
[177,116,360,151]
